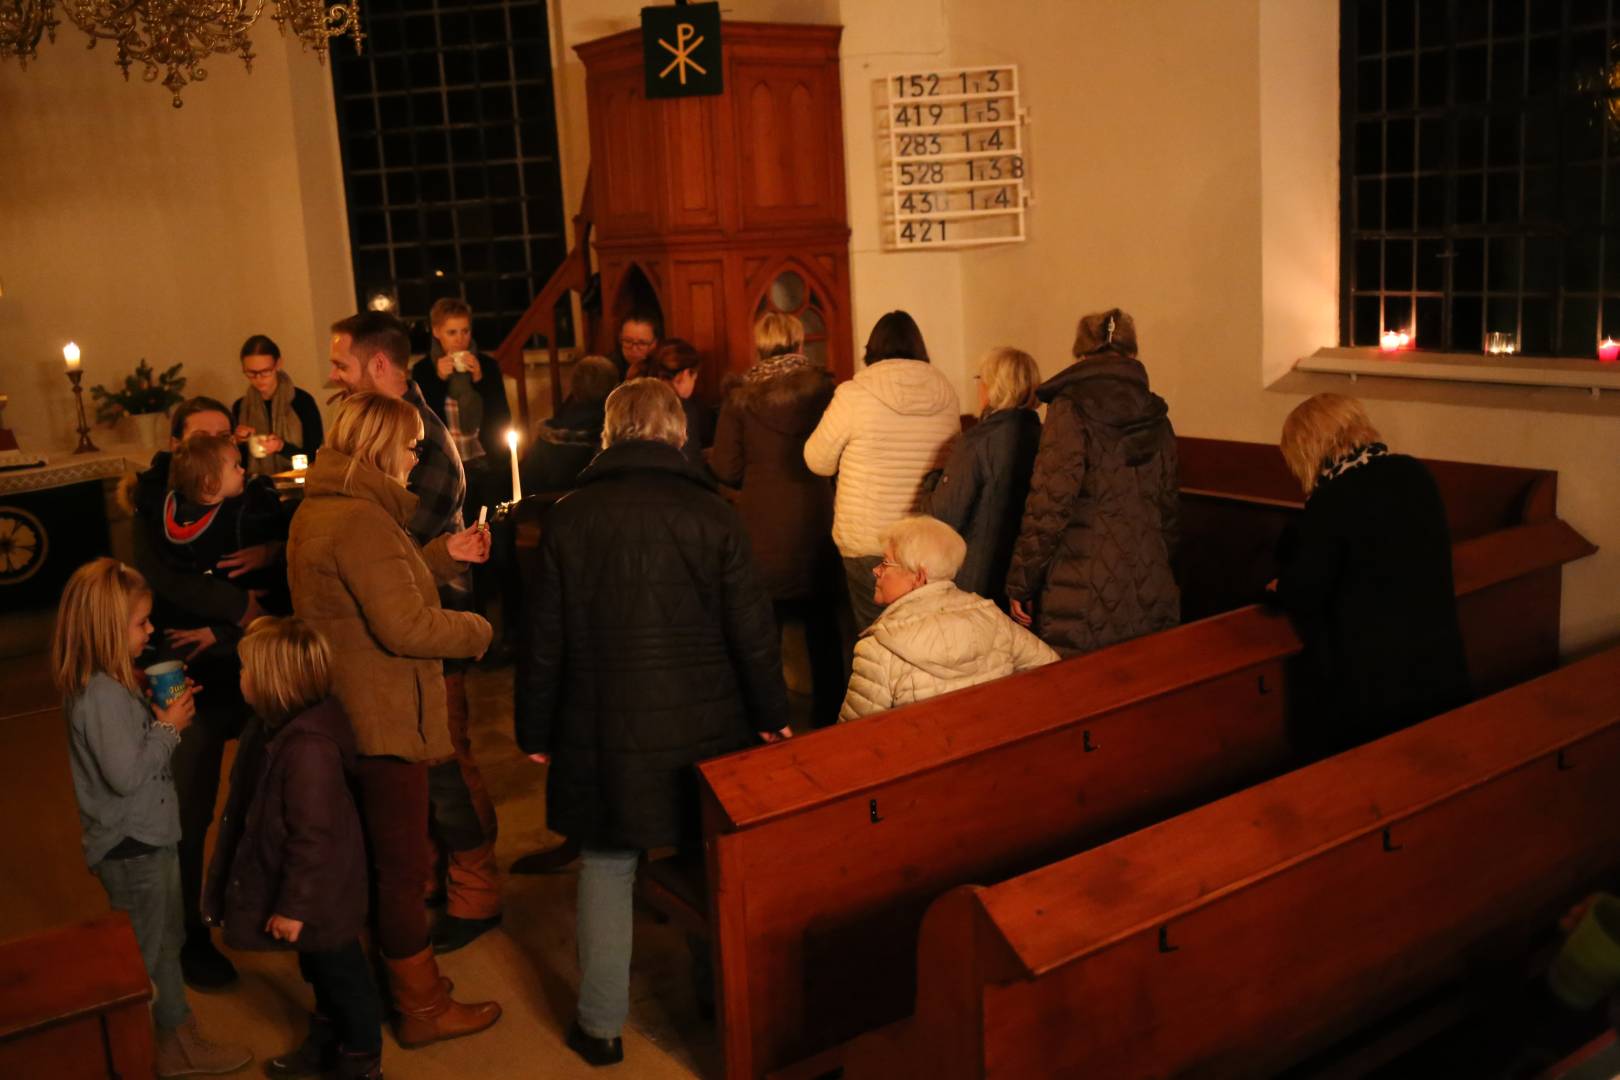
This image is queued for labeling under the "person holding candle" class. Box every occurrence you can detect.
[288,391,502,1046]
[232,334,324,476]
[326,311,505,957]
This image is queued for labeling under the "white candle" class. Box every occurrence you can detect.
[63,342,81,370]
[506,428,522,502]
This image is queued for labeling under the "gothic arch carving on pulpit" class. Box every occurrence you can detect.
[747,257,839,370]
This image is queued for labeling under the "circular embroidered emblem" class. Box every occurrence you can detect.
[0,506,48,585]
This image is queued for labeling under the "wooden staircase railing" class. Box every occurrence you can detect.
[494,170,596,426]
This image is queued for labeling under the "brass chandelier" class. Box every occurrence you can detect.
[0,0,362,107]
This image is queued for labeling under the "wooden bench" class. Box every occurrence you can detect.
[0,914,154,1079]
[692,516,1593,1080]
[803,645,1620,1080]
[697,604,1301,1079]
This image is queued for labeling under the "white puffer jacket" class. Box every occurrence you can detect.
[839,580,1060,722]
[804,359,961,557]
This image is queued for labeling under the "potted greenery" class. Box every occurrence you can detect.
[90,359,187,449]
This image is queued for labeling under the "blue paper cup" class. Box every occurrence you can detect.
[145,661,187,708]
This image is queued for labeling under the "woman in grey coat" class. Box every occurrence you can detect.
[921,347,1043,608]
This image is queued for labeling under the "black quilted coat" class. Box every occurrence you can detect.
[1005,311,1180,657]
[515,439,789,851]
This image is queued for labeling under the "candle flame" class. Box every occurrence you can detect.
[63,342,80,363]
[506,428,520,449]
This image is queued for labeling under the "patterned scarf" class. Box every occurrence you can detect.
[239,370,304,476]
[1318,442,1389,487]
[744,352,813,384]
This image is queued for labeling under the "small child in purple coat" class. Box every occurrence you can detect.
[202,616,381,1079]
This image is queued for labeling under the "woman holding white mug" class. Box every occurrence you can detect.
[232,334,324,475]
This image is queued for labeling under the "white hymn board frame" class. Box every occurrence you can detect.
[881,64,1029,251]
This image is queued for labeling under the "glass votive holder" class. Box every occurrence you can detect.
[1485,332,1518,356]
[290,453,309,471]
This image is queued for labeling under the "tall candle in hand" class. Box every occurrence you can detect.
[506,428,522,502]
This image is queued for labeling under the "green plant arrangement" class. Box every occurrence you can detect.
[89,359,187,423]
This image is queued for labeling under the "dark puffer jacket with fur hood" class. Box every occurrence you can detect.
[708,362,837,599]
[1005,309,1181,657]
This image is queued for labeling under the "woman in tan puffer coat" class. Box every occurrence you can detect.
[840,517,1058,722]
[287,392,501,1050]
[805,311,960,631]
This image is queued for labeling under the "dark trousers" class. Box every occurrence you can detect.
[842,554,885,635]
[170,714,235,942]
[354,755,432,959]
[299,940,383,1054]
[774,594,845,729]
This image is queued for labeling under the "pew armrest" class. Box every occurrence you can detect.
[1452,518,1596,598]
[0,914,151,1041]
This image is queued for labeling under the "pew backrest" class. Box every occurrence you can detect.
[876,646,1620,1080]
[701,605,1301,1078]
[0,914,153,1080]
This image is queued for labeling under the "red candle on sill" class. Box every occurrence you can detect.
[1599,339,1620,364]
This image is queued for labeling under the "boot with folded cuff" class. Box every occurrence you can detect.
[382,945,501,1048]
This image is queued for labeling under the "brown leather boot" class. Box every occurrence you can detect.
[383,946,501,1049]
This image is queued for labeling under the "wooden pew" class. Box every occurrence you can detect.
[699,605,1299,1079]
[0,914,154,1079]
[807,645,1620,1080]
[696,522,1593,1080]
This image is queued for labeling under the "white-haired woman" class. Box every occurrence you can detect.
[922,347,1043,606]
[840,516,1058,722]
[517,377,789,1068]
[1270,393,1470,757]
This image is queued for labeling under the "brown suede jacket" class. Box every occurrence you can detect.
[288,449,491,761]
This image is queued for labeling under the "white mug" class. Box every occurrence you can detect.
[452,352,469,374]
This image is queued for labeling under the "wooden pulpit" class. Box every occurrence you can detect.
[575,21,853,395]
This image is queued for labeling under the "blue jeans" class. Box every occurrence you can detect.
[576,847,638,1039]
[93,846,190,1030]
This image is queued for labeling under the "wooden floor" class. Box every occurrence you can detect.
[0,648,720,1079]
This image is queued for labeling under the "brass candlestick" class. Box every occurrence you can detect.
[67,370,100,454]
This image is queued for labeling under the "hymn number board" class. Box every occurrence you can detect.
[883,65,1028,250]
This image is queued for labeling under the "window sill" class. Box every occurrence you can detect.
[1269,348,1620,418]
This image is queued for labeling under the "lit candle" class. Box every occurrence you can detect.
[1380,330,1401,353]
[1599,339,1620,364]
[290,453,309,471]
[506,427,522,502]
[63,342,81,370]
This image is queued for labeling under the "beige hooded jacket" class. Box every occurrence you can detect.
[839,580,1060,722]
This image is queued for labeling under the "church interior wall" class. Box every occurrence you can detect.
[1,0,1615,653]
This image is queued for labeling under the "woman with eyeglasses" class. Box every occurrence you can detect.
[287,391,503,1049]
[232,334,324,476]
